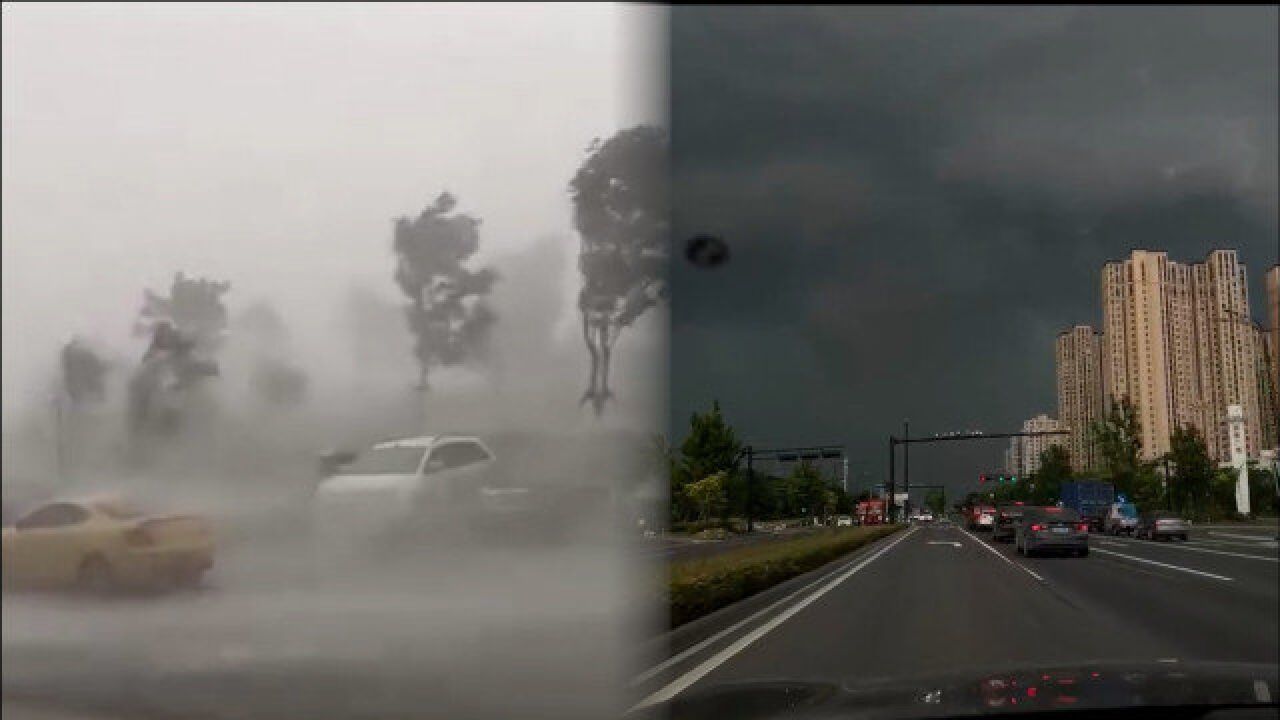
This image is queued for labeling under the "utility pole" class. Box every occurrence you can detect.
[745,445,754,534]
[888,436,896,523]
[903,419,910,519]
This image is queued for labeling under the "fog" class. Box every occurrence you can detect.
[3,5,666,719]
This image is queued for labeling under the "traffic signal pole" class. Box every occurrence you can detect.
[903,419,910,520]
[888,437,896,523]
[886,428,1069,523]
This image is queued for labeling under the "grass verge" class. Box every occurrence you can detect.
[668,523,904,628]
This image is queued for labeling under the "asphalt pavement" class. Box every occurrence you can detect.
[631,519,1279,711]
[3,541,651,720]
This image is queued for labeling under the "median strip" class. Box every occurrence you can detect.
[666,524,904,629]
[1091,548,1234,581]
[633,525,917,712]
[631,526,900,688]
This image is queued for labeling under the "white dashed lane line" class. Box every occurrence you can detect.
[959,529,1046,583]
[1103,536,1277,563]
[1090,547,1234,582]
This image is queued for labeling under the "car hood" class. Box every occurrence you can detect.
[639,660,1277,720]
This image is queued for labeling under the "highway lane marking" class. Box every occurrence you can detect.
[1090,548,1234,581]
[1208,531,1279,544]
[1195,538,1279,550]
[628,525,920,712]
[629,532,894,687]
[927,541,961,547]
[1103,536,1278,563]
[960,529,1045,583]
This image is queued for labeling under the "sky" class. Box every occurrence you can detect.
[668,6,1279,500]
[2,2,665,423]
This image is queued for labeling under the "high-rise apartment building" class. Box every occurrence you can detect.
[1267,264,1279,432]
[1016,414,1065,476]
[1100,249,1266,462]
[1256,324,1278,452]
[1190,250,1262,460]
[1101,251,1201,460]
[1055,325,1103,472]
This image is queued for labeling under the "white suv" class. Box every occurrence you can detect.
[313,435,496,547]
[1103,501,1139,536]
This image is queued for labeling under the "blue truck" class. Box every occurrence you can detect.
[1059,480,1116,532]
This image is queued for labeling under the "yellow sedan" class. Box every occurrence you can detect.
[2,496,213,593]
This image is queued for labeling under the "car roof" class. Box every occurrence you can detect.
[46,494,121,508]
[370,435,489,450]
[372,436,438,449]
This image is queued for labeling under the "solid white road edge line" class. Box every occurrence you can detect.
[628,525,920,713]
[960,528,1046,583]
[1091,548,1234,581]
[1103,536,1278,563]
[629,530,901,687]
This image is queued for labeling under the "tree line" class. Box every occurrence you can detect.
[661,401,857,528]
[971,396,1276,519]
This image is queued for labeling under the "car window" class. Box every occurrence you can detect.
[429,442,491,471]
[15,503,90,530]
[93,500,146,520]
[340,446,427,475]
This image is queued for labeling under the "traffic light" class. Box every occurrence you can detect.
[979,474,987,484]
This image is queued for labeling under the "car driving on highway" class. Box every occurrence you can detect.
[1015,506,1089,557]
[1135,510,1189,542]
[1104,500,1139,536]
[990,502,1025,542]
[968,505,996,531]
[312,435,497,551]
[1,495,214,593]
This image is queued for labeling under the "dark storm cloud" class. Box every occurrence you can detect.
[670,6,1278,498]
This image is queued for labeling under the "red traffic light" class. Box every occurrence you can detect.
[980,474,987,484]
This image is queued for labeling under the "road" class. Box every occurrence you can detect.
[6,519,1276,718]
[633,519,1279,710]
[3,540,648,720]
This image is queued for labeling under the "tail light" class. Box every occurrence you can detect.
[1077,523,1089,532]
[124,527,155,546]
[1030,524,1045,532]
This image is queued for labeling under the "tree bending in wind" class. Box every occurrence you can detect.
[570,125,669,415]
[128,272,228,441]
[392,192,497,390]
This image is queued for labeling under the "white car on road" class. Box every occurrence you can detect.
[312,435,496,550]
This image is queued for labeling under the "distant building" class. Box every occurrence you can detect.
[1266,265,1280,451]
[1101,249,1266,462]
[1256,323,1279,453]
[1055,325,1103,472]
[1003,442,1020,476]
[1016,414,1065,476]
